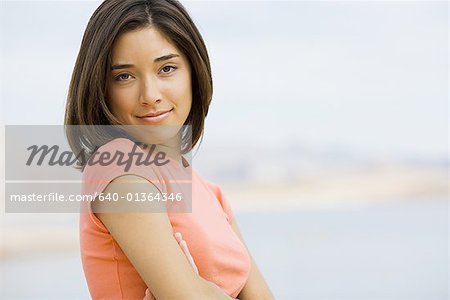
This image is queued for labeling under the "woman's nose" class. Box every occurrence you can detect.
[139,76,162,105]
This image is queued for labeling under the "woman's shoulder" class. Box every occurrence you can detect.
[193,173,235,225]
[81,138,167,196]
[83,138,151,173]
[194,172,221,195]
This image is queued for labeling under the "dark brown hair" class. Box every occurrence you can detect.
[64,0,213,165]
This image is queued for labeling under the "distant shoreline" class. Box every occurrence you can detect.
[222,165,448,211]
[1,165,447,258]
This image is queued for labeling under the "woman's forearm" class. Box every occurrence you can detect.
[199,277,234,300]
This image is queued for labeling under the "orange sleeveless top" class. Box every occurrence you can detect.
[79,138,250,299]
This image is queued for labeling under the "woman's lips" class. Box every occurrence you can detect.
[138,109,172,122]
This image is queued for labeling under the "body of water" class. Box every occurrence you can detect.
[1,198,448,299]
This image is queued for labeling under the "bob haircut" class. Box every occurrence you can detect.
[64,0,213,167]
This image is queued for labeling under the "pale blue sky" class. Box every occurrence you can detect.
[0,0,448,160]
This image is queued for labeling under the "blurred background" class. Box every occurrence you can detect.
[0,0,448,299]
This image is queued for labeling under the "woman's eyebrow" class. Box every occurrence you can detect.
[111,64,134,70]
[110,53,180,70]
[153,53,180,63]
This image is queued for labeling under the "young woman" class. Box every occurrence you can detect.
[65,0,274,299]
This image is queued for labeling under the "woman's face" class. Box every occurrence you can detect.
[107,26,192,143]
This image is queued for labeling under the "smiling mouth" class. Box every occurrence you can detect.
[137,109,173,122]
[138,109,173,118]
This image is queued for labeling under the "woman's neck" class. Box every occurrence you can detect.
[136,134,189,169]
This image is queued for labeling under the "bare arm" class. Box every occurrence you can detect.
[231,220,275,300]
[93,175,232,300]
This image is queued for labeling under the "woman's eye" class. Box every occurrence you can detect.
[161,65,177,74]
[115,73,132,81]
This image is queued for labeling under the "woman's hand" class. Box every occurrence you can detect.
[143,231,198,300]
[174,231,199,274]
